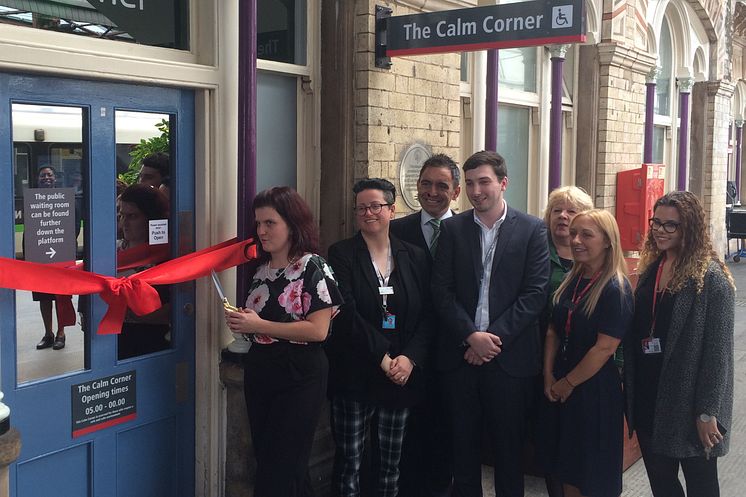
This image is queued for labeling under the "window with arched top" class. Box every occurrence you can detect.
[655,19,673,117]
[652,17,674,167]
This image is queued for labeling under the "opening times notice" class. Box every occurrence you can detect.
[71,371,136,438]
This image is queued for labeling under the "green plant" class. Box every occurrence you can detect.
[118,119,170,186]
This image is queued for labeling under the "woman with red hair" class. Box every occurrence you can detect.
[225,186,342,497]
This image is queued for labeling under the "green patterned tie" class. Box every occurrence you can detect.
[428,218,441,257]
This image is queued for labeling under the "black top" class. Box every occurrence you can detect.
[552,276,632,374]
[559,256,573,272]
[630,258,676,435]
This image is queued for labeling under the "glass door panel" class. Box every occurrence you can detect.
[114,110,173,360]
[12,103,87,384]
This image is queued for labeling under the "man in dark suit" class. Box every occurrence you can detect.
[391,153,461,260]
[392,154,460,497]
[432,150,549,497]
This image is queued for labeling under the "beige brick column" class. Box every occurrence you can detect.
[690,80,734,256]
[352,0,462,215]
[595,43,656,211]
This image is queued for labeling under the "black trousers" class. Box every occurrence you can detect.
[637,431,720,497]
[398,369,453,497]
[244,343,328,497]
[443,362,534,497]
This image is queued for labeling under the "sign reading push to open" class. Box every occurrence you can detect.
[375,0,585,67]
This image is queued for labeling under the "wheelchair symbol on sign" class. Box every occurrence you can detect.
[555,10,568,26]
[552,6,573,29]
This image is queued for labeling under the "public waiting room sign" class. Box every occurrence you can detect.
[22,187,76,263]
[375,0,586,67]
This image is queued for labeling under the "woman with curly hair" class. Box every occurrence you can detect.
[541,209,633,497]
[624,191,735,497]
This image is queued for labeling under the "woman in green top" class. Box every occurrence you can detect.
[536,185,593,497]
[544,186,594,297]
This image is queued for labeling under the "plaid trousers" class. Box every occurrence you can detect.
[331,397,410,497]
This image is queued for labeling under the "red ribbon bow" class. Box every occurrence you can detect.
[0,238,257,334]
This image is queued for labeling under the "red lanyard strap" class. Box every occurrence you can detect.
[564,271,601,339]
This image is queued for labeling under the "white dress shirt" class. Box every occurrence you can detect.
[474,201,508,331]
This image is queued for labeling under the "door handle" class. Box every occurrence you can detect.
[182,303,194,316]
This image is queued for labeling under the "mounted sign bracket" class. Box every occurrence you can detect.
[374,0,586,69]
[375,5,393,69]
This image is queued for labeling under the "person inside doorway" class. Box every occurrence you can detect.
[33,165,68,351]
[116,183,171,359]
[137,152,169,188]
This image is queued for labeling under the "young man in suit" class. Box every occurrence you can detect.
[390,153,461,260]
[391,154,460,497]
[432,150,550,497]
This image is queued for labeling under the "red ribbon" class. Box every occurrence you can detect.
[47,244,173,327]
[0,238,257,334]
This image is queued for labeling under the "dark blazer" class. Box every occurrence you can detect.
[326,232,432,407]
[431,206,550,375]
[390,211,429,256]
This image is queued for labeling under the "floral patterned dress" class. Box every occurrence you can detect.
[241,253,343,497]
[244,253,342,344]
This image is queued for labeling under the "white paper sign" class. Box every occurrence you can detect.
[149,219,168,245]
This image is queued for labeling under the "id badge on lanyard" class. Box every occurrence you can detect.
[372,248,396,330]
[642,256,667,355]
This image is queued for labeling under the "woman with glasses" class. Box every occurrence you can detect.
[326,178,431,497]
[624,191,734,497]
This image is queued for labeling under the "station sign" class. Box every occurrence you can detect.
[85,0,180,46]
[376,0,585,67]
[71,371,137,438]
[22,187,77,263]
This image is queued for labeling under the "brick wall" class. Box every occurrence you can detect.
[595,43,656,211]
[353,1,462,214]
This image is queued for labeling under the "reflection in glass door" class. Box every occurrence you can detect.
[1,74,196,497]
[12,104,86,383]
[114,110,173,360]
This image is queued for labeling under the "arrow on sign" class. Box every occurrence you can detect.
[46,247,56,259]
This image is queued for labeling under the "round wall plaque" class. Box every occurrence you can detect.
[398,143,431,210]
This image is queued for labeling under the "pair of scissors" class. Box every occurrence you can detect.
[210,270,239,312]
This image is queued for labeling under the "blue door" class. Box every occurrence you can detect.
[0,73,195,497]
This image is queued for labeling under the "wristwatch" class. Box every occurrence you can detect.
[699,413,712,423]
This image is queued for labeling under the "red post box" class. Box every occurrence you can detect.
[616,164,665,251]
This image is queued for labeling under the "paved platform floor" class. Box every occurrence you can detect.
[481,260,746,497]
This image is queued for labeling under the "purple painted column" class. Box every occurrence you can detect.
[237,0,257,307]
[485,49,499,151]
[643,67,660,164]
[548,45,568,191]
[736,120,744,202]
[676,77,694,191]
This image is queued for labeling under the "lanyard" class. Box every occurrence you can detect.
[478,224,501,291]
[371,246,393,311]
[650,254,667,337]
[564,271,601,339]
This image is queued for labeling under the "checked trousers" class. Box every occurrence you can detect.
[331,397,409,497]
